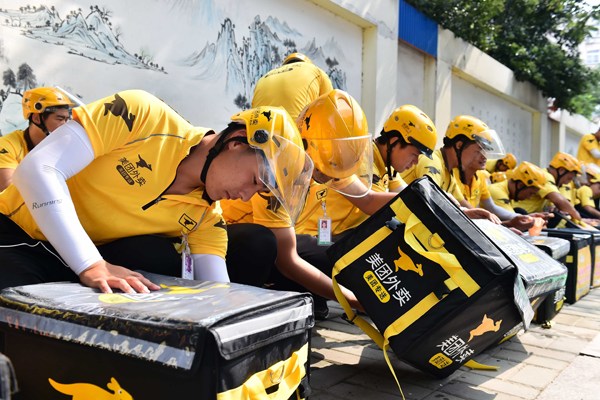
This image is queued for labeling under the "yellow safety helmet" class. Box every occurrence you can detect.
[445,115,505,157]
[511,161,547,189]
[231,106,314,224]
[490,171,508,184]
[282,52,312,65]
[499,153,517,170]
[583,163,600,184]
[381,104,437,158]
[297,89,372,197]
[22,87,74,119]
[549,151,581,173]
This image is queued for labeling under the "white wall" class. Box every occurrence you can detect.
[0,0,398,136]
[429,29,567,165]
[451,76,533,163]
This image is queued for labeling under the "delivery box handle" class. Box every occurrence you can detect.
[216,343,308,400]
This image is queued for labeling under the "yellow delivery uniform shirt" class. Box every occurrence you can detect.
[0,90,227,257]
[455,169,491,207]
[512,169,558,213]
[577,133,600,165]
[252,62,334,121]
[403,149,465,202]
[372,141,404,191]
[488,180,515,212]
[0,129,30,169]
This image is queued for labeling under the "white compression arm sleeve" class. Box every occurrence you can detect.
[481,197,519,221]
[12,120,101,275]
[191,254,230,282]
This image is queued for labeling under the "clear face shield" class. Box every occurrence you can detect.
[308,134,373,198]
[474,129,505,159]
[256,134,314,226]
[582,163,600,185]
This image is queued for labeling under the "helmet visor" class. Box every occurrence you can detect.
[475,129,505,158]
[256,135,313,225]
[310,135,373,197]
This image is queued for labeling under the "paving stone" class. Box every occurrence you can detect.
[504,365,559,388]
[309,286,600,400]
[310,362,358,390]
[536,355,600,400]
[478,379,540,399]
[325,381,404,399]
[521,354,569,370]
[439,380,503,400]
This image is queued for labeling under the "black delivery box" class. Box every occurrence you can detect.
[327,177,536,378]
[0,273,314,399]
[525,235,570,325]
[543,228,593,303]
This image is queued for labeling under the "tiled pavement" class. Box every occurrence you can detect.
[309,288,600,400]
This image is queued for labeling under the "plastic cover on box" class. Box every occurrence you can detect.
[473,220,568,300]
[0,272,313,372]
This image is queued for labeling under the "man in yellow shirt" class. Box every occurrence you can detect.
[512,152,582,223]
[0,90,311,294]
[402,115,504,222]
[251,52,334,121]
[581,163,600,210]
[0,87,74,190]
[488,161,550,220]
[486,153,517,174]
[558,163,600,221]
[224,90,372,315]
[372,104,437,193]
[455,147,538,230]
[577,127,600,165]
[483,153,517,183]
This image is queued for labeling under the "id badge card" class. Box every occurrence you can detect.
[181,234,194,279]
[318,217,332,246]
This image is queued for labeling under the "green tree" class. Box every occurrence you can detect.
[407,0,600,116]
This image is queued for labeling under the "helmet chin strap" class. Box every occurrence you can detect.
[552,168,569,187]
[199,130,248,203]
[385,137,402,180]
[454,141,467,184]
[30,115,50,136]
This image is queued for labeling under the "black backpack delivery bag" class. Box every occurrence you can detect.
[327,177,532,378]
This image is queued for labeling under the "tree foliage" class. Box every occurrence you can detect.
[406,0,600,117]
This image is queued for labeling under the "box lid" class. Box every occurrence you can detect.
[525,235,570,260]
[0,273,313,371]
[473,220,568,299]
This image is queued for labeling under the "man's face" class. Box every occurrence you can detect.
[43,109,71,133]
[391,142,422,173]
[557,169,577,186]
[461,142,487,171]
[515,185,539,201]
[204,129,269,202]
[496,159,509,172]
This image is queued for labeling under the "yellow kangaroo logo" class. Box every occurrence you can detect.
[48,377,133,400]
[468,314,502,342]
[393,246,423,276]
[159,283,229,294]
[99,283,230,303]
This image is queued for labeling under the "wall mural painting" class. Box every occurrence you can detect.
[0,1,357,134]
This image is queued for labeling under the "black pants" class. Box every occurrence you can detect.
[0,215,276,290]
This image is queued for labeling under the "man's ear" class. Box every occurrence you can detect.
[30,114,41,125]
